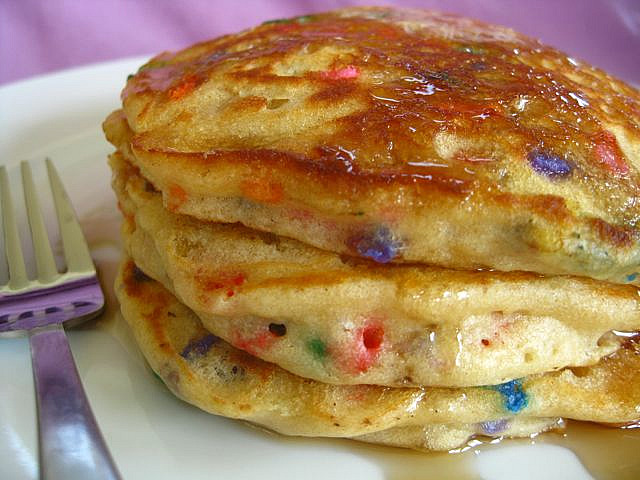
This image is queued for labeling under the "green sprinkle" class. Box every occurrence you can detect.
[262,14,317,26]
[295,15,317,23]
[127,73,134,81]
[307,338,327,360]
[138,60,169,72]
[262,17,292,25]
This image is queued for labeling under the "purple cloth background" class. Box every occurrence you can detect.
[1,0,640,86]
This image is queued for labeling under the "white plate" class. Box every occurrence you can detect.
[0,58,637,480]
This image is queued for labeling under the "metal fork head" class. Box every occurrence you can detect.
[0,159,104,334]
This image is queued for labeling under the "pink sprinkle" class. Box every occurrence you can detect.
[232,328,275,356]
[121,65,178,100]
[321,65,360,80]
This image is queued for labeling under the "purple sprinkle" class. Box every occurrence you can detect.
[180,334,219,359]
[528,150,572,178]
[479,418,510,435]
[354,225,401,263]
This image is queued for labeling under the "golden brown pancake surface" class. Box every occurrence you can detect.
[109,6,640,283]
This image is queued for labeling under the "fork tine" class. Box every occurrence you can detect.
[0,166,29,289]
[46,158,94,274]
[21,161,59,284]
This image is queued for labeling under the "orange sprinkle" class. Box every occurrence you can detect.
[167,184,188,211]
[168,74,198,100]
[241,179,284,203]
[198,272,246,293]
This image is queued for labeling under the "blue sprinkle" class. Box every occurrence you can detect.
[490,379,528,413]
[528,150,572,178]
[479,418,509,435]
[354,225,402,263]
[180,334,219,359]
[626,273,638,282]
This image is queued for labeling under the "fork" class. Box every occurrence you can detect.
[0,159,121,480]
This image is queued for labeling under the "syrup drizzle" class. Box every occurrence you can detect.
[267,421,640,479]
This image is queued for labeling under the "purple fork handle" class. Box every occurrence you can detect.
[30,325,121,480]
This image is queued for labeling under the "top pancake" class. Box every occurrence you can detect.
[111,6,640,283]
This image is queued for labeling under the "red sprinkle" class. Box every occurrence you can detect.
[481,338,491,346]
[342,321,385,373]
[233,328,275,355]
[321,65,360,80]
[168,74,199,100]
[199,272,246,294]
[595,131,629,175]
[362,325,384,350]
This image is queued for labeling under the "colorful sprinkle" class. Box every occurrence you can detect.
[479,419,509,435]
[262,17,292,25]
[168,74,199,100]
[262,14,317,25]
[233,328,276,356]
[353,225,401,263]
[481,338,491,346]
[626,273,638,282]
[295,14,317,23]
[199,272,246,295]
[268,323,287,337]
[167,184,188,211]
[241,179,284,203]
[121,64,179,100]
[307,338,328,361]
[180,334,219,360]
[321,65,360,80]
[351,323,385,372]
[527,150,572,178]
[490,379,528,413]
[595,131,629,175]
[362,325,384,350]
[138,60,169,72]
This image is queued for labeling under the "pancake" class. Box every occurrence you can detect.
[115,258,640,451]
[105,6,640,284]
[111,152,640,387]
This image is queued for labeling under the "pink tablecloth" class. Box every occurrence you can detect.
[2,0,639,85]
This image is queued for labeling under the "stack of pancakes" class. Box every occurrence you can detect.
[104,7,640,451]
